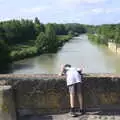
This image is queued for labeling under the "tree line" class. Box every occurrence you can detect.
[0,17,86,73]
[87,24,120,45]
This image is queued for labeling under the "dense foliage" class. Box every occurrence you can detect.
[87,24,120,45]
[0,40,10,73]
[45,24,57,52]
[1,16,120,73]
[0,17,86,72]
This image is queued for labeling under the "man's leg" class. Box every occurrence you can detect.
[69,93,75,108]
[76,83,85,114]
[69,85,77,117]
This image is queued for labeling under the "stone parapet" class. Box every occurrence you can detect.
[0,74,120,117]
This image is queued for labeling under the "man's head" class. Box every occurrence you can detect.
[62,64,71,75]
[64,64,71,69]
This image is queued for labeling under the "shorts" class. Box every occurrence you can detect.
[68,82,82,94]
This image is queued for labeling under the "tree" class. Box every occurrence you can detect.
[34,17,40,25]
[34,17,45,35]
[68,30,74,37]
[114,27,120,45]
[20,19,36,42]
[45,24,57,52]
[1,19,36,45]
[0,40,10,73]
[0,26,5,40]
[35,32,47,52]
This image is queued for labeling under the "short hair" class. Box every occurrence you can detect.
[64,64,71,68]
[62,64,71,75]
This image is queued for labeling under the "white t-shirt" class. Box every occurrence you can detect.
[66,67,82,86]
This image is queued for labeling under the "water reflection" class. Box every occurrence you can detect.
[34,54,58,73]
[10,34,120,74]
[95,44,120,73]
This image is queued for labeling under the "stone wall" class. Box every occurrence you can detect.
[0,85,16,120]
[0,74,120,118]
[117,47,120,55]
[108,42,117,53]
[108,42,120,55]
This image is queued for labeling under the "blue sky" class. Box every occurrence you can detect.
[0,0,120,24]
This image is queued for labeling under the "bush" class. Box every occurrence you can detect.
[10,47,38,61]
[0,40,10,72]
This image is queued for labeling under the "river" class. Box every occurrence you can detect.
[10,34,120,74]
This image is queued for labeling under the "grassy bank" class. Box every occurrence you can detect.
[57,35,72,46]
[10,35,73,61]
[87,33,108,45]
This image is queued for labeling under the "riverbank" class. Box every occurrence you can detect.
[87,33,120,55]
[87,33,108,45]
[108,42,120,55]
[11,34,120,74]
[10,35,72,61]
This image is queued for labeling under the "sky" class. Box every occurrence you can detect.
[0,0,120,25]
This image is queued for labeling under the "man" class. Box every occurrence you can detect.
[59,64,85,117]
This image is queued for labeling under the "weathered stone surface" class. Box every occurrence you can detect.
[0,74,120,117]
[83,76,120,109]
[15,79,70,115]
[0,85,16,120]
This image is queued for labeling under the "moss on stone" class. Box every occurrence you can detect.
[0,103,8,112]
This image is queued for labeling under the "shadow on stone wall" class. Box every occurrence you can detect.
[19,115,53,120]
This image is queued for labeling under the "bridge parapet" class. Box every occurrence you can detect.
[0,73,120,119]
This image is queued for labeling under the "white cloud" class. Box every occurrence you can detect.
[61,0,106,5]
[91,8,120,14]
[59,0,107,9]
[83,0,106,3]
[75,7,120,19]
[20,6,49,14]
[106,8,120,14]
[91,8,104,14]
[78,7,120,17]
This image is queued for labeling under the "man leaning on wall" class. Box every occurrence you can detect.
[59,64,85,117]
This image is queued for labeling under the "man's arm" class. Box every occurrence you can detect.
[77,67,83,75]
[59,64,65,76]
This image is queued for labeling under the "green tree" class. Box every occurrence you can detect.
[68,30,74,37]
[35,17,40,24]
[0,25,5,40]
[34,17,45,36]
[0,40,10,73]
[1,19,36,45]
[35,32,47,52]
[45,24,57,52]
[115,27,120,45]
